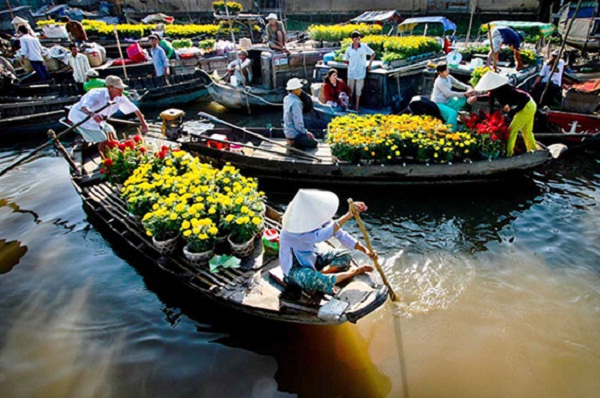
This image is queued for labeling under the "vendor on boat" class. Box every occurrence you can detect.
[60,16,88,44]
[68,75,149,157]
[68,43,91,94]
[530,49,565,107]
[149,34,170,85]
[280,189,375,296]
[487,27,525,71]
[343,31,375,111]
[17,25,52,84]
[265,13,289,54]
[227,49,252,86]
[322,68,351,110]
[430,62,474,131]
[283,77,318,149]
[475,71,538,157]
[83,69,105,92]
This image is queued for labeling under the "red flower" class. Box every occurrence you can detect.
[139,147,147,154]
[133,135,142,143]
[103,158,114,167]
[161,145,169,152]
[125,140,135,149]
[107,140,118,149]
[172,148,180,152]
[100,168,105,174]
[117,143,126,151]
[156,151,166,159]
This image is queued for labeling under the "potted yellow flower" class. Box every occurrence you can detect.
[181,217,218,266]
[142,206,184,255]
[228,214,263,258]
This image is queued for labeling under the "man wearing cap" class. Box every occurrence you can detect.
[68,75,149,157]
[227,50,252,86]
[487,27,525,71]
[149,34,170,85]
[68,43,91,94]
[531,50,565,107]
[83,69,105,92]
[17,25,52,83]
[343,31,375,111]
[280,189,375,296]
[474,71,537,157]
[283,77,318,149]
[265,13,288,53]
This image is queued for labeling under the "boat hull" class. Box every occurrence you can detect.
[206,82,286,109]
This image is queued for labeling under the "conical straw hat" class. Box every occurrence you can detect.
[282,190,339,233]
[475,71,509,91]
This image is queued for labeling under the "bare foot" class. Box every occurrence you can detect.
[352,265,374,276]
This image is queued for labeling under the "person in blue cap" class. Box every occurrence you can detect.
[487,27,525,71]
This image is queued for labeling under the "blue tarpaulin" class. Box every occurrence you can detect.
[398,17,457,33]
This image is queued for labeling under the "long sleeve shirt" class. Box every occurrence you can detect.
[279,221,359,276]
[430,74,471,104]
[19,34,45,62]
[150,46,169,77]
[227,57,253,85]
[489,84,531,114]
[323,79,351,105]
[283,93,307,139]
[68,88,139,131]
[69,53,91,83]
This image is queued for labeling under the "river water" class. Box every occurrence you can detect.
[1,99,599,397]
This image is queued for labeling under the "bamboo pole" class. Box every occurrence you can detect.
[487,23,497,71]
[465,0,478,47]
[113,25,128,80]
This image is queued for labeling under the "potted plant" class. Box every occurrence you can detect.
[100,135,149,185]
[143,206,184,255]
[228,214,263,258]
[464,110,509,159]
[181,217,218,266]
[212,1,242,15]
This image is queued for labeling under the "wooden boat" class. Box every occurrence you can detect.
[534,109,600,147]
[178,123,566,185]
[204,75,286,109]
[558,2,600,51]
[126,70,210,108]
[64,134,388,325]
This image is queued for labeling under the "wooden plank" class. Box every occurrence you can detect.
[252,138,333,163]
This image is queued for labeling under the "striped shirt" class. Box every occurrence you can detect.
[69,53,91,83]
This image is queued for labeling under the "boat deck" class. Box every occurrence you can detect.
[253,139,334,163]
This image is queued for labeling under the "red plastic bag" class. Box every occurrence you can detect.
[126,43,147,63]
[112,58,134,66]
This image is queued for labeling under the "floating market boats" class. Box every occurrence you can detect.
[63,133,388,325]
[558,2,600,51]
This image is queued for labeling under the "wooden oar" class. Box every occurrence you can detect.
[106,117,141,127]
[348,199,399,302]
[0,101,113,177]
[198,111,322,163]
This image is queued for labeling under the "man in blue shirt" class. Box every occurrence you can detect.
[487,27,525,71]
[149,34,170,85]
[283,77,318,149]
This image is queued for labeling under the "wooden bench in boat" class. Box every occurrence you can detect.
[252,138,334,163]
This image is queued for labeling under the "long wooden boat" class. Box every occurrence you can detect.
[127,71,210,108]
[179,124,566,185]
[64,135,388,324]
[534,109,600,147]
[558,2,600,51]
[205,76,286,109]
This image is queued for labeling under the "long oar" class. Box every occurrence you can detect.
[0,101,113,178]
[348,198,399,302]
[198,111,322,163]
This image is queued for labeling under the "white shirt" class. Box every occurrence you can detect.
[69,53,91,83]
[343,43,374,80]
[539,59,565,86]
[227,57,252,85]
[68,88,138,131]
[19,34,45,62]
[431,74,471,104]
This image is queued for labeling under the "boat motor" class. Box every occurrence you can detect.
[160,108,185,140]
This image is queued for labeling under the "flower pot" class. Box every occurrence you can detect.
[183,244,214,267]
[228,235,255,258]
[152,234,179,255]
[480,150,500,160]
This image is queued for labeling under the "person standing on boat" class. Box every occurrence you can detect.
[530,49,565,107]
[83,69,105,92]
[17,25,52,83]
[343,31,375,111]
[475,71,538,157]
[487,27,525,71]
[430,62,474,131]
[68,75,149,157]
[265,13,289,53]
[226,49,252,86]
[284,78,318,150]
[280,189,375,296]
[61,16,88,45]
[68,43,91,94]
[148,34,170,85]
[322,68,351,110]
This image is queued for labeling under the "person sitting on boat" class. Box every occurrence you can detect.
[68,43,91,94]
[343,31,375,111]
[475,71,538,157]
[322,68,351,110]
[284,77,318,150]
[17,25,52,84]
[487,27,525,71]
[265,13,289,54]
[68,75,149,157]
[83,69,105,92]
[226,49,253,86]
[530,49,565,107]
[430,62,474,131]
[148,34,170,85]
[60,16,88,45]
[280,189,375,296]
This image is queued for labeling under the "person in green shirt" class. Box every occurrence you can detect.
[83,69,106,92]
[159,38,176,59]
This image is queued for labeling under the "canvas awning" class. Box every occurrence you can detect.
[350,10,403,24]
[481,21,556,37]
[398,16,457,33]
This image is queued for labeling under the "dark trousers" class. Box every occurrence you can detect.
[291,134,318,149]
[30,60,52,82]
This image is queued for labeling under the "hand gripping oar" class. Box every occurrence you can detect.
[348,199,399,302]
[198,112,322,163]
[0,101,113,178]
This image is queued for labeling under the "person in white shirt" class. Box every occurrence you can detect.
[343,31,375,111]
[430,62,473,131]
[17,25,51,83]
[227,50,252,86]
[531,49,565,107]
[68,43,91,93]
[68,75,149,157]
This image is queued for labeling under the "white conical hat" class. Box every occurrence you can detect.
[282,190,339,233]
[12,17,28,24]
[475,71,509,91]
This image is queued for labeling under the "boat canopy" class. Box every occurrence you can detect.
[398,16,457,33]
[481,21,556,37]
[350,10,403,24]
